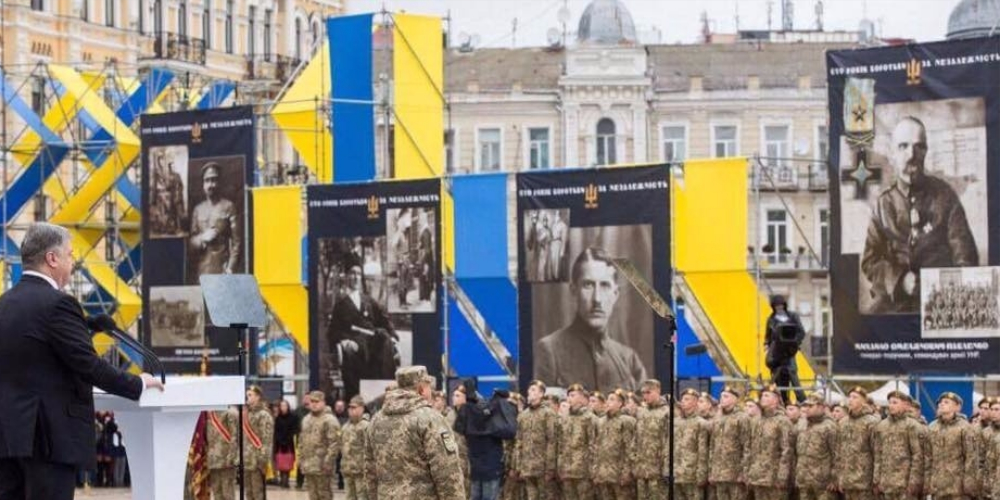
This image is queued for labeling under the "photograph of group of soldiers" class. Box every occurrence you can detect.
[146,145,247,348]
[921,267,1000,336]
[841,99,988,316]
[386,207,437,314]
[314,237,408,403]
[529,224,655,393]
[524,209,570,283]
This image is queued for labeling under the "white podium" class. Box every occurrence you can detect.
[94,376,245,500]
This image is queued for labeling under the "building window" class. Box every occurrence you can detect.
[444,130,455,173]
[596,118,616,165]
[311,19,321,48]
[764,209,789,264]
[224,0,233,53]
[30,77,45,115]
[105,0,114,26]
[763,125,790,166]
[477,128,501,172]
[294,17,303,60]
[713,125,738,157]
[178,1,187,36]
[31,0,43,11]
[248,6,256,56]
[818,208,829,266]
[80,0,89,21]
[202,1,211,48]
[818,294,832,339]
[264,9,272,60]
[816,125,829,163]
[138,0,145,34]
[661,125,686,162]
[154,0,163,34]
[528,127,550,170]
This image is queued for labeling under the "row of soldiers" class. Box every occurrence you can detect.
[485,378,997,500]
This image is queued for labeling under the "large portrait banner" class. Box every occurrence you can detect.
[828,37,1000,374]
[140,106,255,375]
[517,165,670,393]
[307,179,442,402]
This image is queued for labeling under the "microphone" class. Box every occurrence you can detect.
[88,313,167,385]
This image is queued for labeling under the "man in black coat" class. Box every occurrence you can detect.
[0,223,162,500]
[764,294,806,404]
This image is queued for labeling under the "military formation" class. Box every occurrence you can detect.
[203,374,1000,500]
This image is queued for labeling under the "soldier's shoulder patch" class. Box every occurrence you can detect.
[440,430,457,454]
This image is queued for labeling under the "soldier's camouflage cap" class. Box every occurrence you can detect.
[800,394,825,407]
[886,390,911,403]
[760,384,782,398]
[979,396,994,408]
[679,388,700,399]
[308,390,326,403]
[938,392,963,406]
[349,395,365,407]
[640,379,661,390]
[591,391,606,402]
[395,365,428,389]
[721,385,743,399]
[527,379,547,392]
[847,386,868,398]
[567,383,588,396]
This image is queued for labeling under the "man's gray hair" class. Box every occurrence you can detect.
[20,223,71,269]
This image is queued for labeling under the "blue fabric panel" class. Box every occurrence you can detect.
[196,81,236,109]
[0,144,70,225]
[117,244,141,283]
[447,299,506,377]
[452,173,508,278]
[0,70,62,144]
[328,14,375,182]
[676,303,722,379]
[301,236,308,285]
[911,379,973,423]
[455,277,517,363]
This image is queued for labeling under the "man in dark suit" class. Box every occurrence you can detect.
[325,261,400,400]
[0,223,163,500]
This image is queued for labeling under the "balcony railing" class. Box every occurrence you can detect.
[753,161,831,191]
[153,32,206,65]
[275,55,302,82]
[747,249,829,272]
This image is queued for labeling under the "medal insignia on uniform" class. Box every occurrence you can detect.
[841,78,881,200]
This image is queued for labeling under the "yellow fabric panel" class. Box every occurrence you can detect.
[260,285,309,353]
[0,261,5,294]
[10,91,83,168]
[69,231,141,327]
[674,158,748,273]
[442,184,455,272]
[47,66,140,146]
[675,157,815,383]
[49,142,140,224]
[392,14,443,179]
[252,186,303,285]
[271,42,332,183]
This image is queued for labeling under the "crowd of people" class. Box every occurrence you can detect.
[923,283,1000,331]
[189,364,1000,500]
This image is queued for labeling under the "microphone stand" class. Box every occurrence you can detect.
[665,313,677,500]
[233,322,248,500]
[97,323,167,385]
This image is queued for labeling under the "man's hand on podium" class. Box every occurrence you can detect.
[141,373,165,392]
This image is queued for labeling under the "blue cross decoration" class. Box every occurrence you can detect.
[840,148,882,200]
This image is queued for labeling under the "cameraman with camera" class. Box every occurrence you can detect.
[764,295,806,404]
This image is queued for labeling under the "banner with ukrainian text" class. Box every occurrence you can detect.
[516,165,670,392]
[307,179,442,402]
[827,37,1000,374]
[140,106,255,375]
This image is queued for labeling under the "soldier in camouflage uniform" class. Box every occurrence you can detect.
[365,365,464,500]
[448,385,471,498]
[873,391,924,500]
[699,392,718,420]
[341,395,370,500]
[299,390,342,500]
[241,386,274,500]
[746,385,793,500]
[794,396,837,500]
[672,388,710,500]
[556,383,598,500]
[926,392,980,500]
[207,407,238,500]
[514,380,558,500]
[984,399,1000,500]
[979,397,996,497]
[636,379,670,500]
[709,386,752,500]
[835,386,879,500]
[593,389,637,500]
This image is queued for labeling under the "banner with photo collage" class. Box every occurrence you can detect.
[140,106,255,375]
[307,179,442,403]
[827,37,1000,374]
[517,165,671,393]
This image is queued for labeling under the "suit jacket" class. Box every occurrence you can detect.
[0,275,143,468]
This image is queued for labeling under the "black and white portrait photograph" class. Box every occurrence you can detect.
[148,145,189,239]
[523,209,570,283]
[315,237,409,401]
[385,207,437,314]
[531,224,653,393]
[838,97,989,315]
[185,155,246,284]
[149,286,205,347]
[921,267,1000,338]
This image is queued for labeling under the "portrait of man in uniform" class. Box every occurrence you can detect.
[148,146,188,238]
[386,207,437,313]
[533,246,648,392]
[860,116,979,314]
[187,159,245,283]
[523,209,570,282]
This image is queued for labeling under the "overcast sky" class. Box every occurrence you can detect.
[347,0,960,47]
